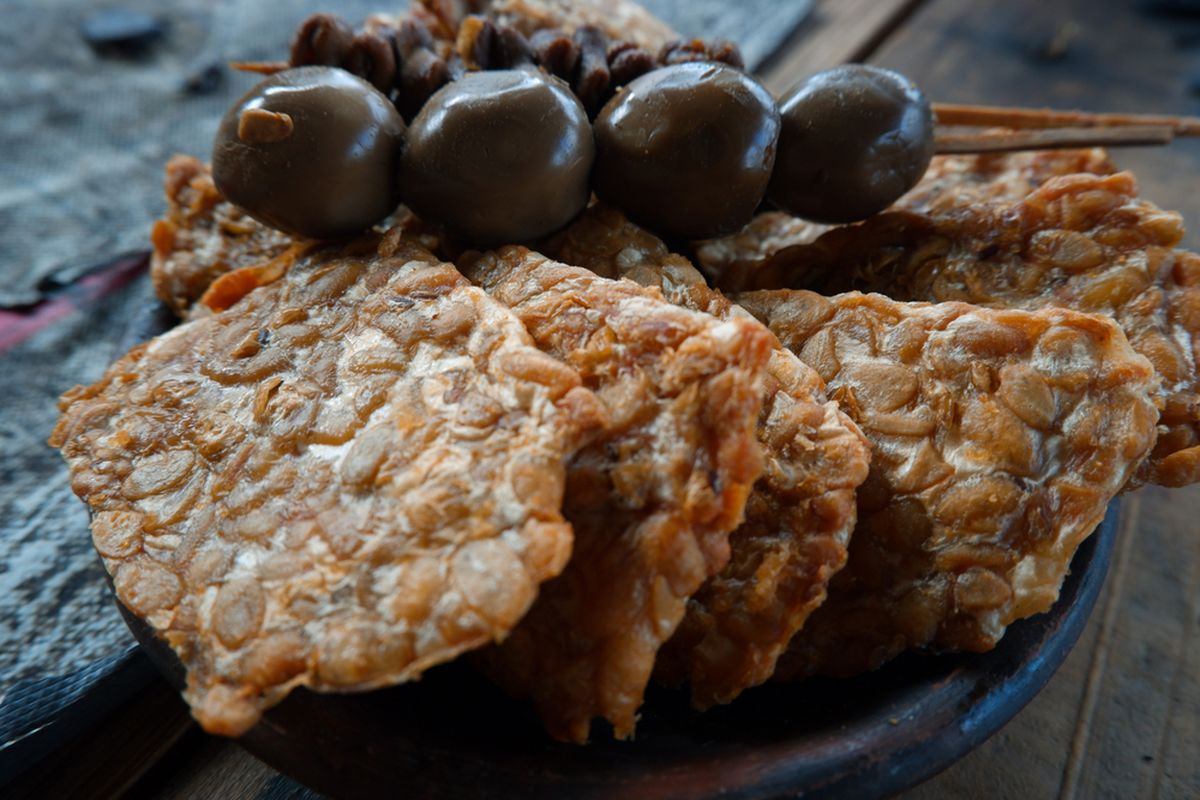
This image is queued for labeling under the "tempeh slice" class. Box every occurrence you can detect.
[144,160,775,735]
[51,237,605,736]
[462,246,772,741]
[150,155,296,317]
[544,206,870,708]
[149,157,442,319]
[735,290,1159,678]
[696,149,1116,290]
[719,170,1199,487]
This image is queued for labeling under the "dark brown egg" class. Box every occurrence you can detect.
[398,69,594,245]
[768,64,935,224]
[592,62,780,241]
[212,66,405,239]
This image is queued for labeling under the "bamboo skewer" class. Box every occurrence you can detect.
[931,103,1200,153]
[933,102,1200,136]
[935,124,1176,154]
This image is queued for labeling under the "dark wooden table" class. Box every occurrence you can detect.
[72,0,1200,797]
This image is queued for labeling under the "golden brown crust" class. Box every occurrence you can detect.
[657,349,869,705]
[736,290,1159,677]
[896,148,1116,215]
[417,0,487,38]
[463,246,772,741]
[52,238,607,736]
[140,164,772,743]
[693,212,831,287]
[151,156,296,317]
[717,168,1199,487]
[151,159,446,319]
[544,206,870,708]
[698,150,1116,293]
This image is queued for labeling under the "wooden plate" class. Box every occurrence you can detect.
[116,299,1121,800]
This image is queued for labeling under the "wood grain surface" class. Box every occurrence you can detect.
[861,0,1200,250]
[759,0,922,94]
[125,0,1200,797]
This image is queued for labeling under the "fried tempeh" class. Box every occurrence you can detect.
[462,246,772,740]
[544,206,871,708]
[146,160,776,737]
[150,157,444,319]
[895,148,1116,215]
[150,155,296,317]
[696,149,1116,290]
[736,290,1159,678]
[52,236,607,736]
[718,168,1199,487]
[694,212,832,287]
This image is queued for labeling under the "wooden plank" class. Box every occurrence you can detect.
[1058,498,1146,800]
[758,0,925,94]
[136,729,281,799]
[1155,568,1200,800]
[866,0,1200,248]
[902,495,1144,800]
[1059,486,1200,800]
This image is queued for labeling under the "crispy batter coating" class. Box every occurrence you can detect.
[51,237,607,736]
[462,246,772,741]
[151,159,447,320]
[699,150,1116,292]
[898,149,1115,213]
[736,290,1159,677]
[719,169,1199,487]
[544,206,870,708]
[150,155,296,317]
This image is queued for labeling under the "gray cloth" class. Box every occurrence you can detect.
[0,0,811,692]
[0,273,154,692]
